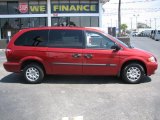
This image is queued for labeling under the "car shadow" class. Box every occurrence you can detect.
[0,73,25,84]
[0,73,152,84]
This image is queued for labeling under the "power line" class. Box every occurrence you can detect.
[104,7,160,11]
[104,8,160,14]
[109,0,158,4]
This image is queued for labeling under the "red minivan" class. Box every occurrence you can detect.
[3,27,158,84]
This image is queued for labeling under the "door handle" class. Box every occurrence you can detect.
[84,54,93,59]
[72,53,81,58]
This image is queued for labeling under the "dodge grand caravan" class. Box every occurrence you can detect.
[3,27,158,84]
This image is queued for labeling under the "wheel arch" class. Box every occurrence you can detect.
[120,60,147,76]
[20,59,46,74]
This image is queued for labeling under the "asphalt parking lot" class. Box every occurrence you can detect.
[0,37,160,120]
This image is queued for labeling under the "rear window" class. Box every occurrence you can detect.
[48,30,83,48]
[14,30,49,47]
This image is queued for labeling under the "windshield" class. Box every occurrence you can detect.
[113,37,131,48]
[103,32,132,48]
[91,28,132,48]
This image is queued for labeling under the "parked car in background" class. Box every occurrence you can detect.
[151,30,156,39]
[139,31,145,37]
[3,27,158,84]
[154,30,160,41]
[143,30,152,37]
[130,31,139,37]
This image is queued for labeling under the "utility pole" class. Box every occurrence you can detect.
[118,0,121,37]
[154,18,157,30]
[133,14,139,31]
[111,19,112,27]
[116,20,118,28]
[150,18,152,28]
[130,18,133,30]
[145,20,148,26]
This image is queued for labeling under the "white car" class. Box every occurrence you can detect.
[154,30,160,41]
[130,31,139,37]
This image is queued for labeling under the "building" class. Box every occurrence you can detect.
[0,0,109,40]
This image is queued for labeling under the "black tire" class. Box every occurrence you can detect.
[121,63,145,84]
[23,63,44,84]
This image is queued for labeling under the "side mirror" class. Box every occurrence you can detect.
[111,44,121,51]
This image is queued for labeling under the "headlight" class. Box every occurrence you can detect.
[148,56,156,62]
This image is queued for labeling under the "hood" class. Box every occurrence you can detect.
[127,47,153,57]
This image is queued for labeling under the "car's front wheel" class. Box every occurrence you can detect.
[122,63,145,84]
[23,63,44,84]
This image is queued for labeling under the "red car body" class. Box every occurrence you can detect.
[3,27,158,83]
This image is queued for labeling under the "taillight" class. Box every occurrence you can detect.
[5,49,12,56]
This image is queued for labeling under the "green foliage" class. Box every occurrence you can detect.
[120,24,128,32]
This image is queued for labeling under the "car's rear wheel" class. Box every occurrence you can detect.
[23,63,44,84]
[122,63,145,84]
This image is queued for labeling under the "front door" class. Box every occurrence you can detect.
[83,31,120,75]
[47,29,84,75]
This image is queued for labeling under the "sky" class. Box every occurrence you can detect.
[102,0,160,30]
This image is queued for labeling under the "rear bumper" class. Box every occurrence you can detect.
[147,62,158,76]
[3,62,21,72]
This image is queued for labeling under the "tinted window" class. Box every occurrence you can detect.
[48,30,83,48]
[86,31,115,49]
[0,2,7,14]
[15,30,48,47]
[8,2,18,14]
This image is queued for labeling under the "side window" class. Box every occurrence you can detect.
[86,31,115,49]
[48,30,83,48]
[15,30,48,47]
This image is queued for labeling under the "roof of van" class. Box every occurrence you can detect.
[19,26,105,33]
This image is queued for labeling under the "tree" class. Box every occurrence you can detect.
[121,24,128,35]
[121,24,128,32]
[118,0,121,37]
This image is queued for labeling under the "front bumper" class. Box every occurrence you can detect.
[3,62,21,73]
[147,62,158,76]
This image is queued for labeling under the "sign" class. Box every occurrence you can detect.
[18,2,46,13]
[30,5,46,13]
[18,3,99,14]
[51,3,99,13]
[18,2,28,13]
[7,31,11,42]
[7,31,11,37]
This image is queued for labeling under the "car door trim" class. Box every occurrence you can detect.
[53,62,82,66]
[53,62,117,67]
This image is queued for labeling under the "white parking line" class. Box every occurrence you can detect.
[62,117,69,120]
[73,116,83,120]
[62,116,83,120]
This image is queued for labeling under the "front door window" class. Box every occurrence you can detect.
[83,31,120,75]
[86,31,115,49]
